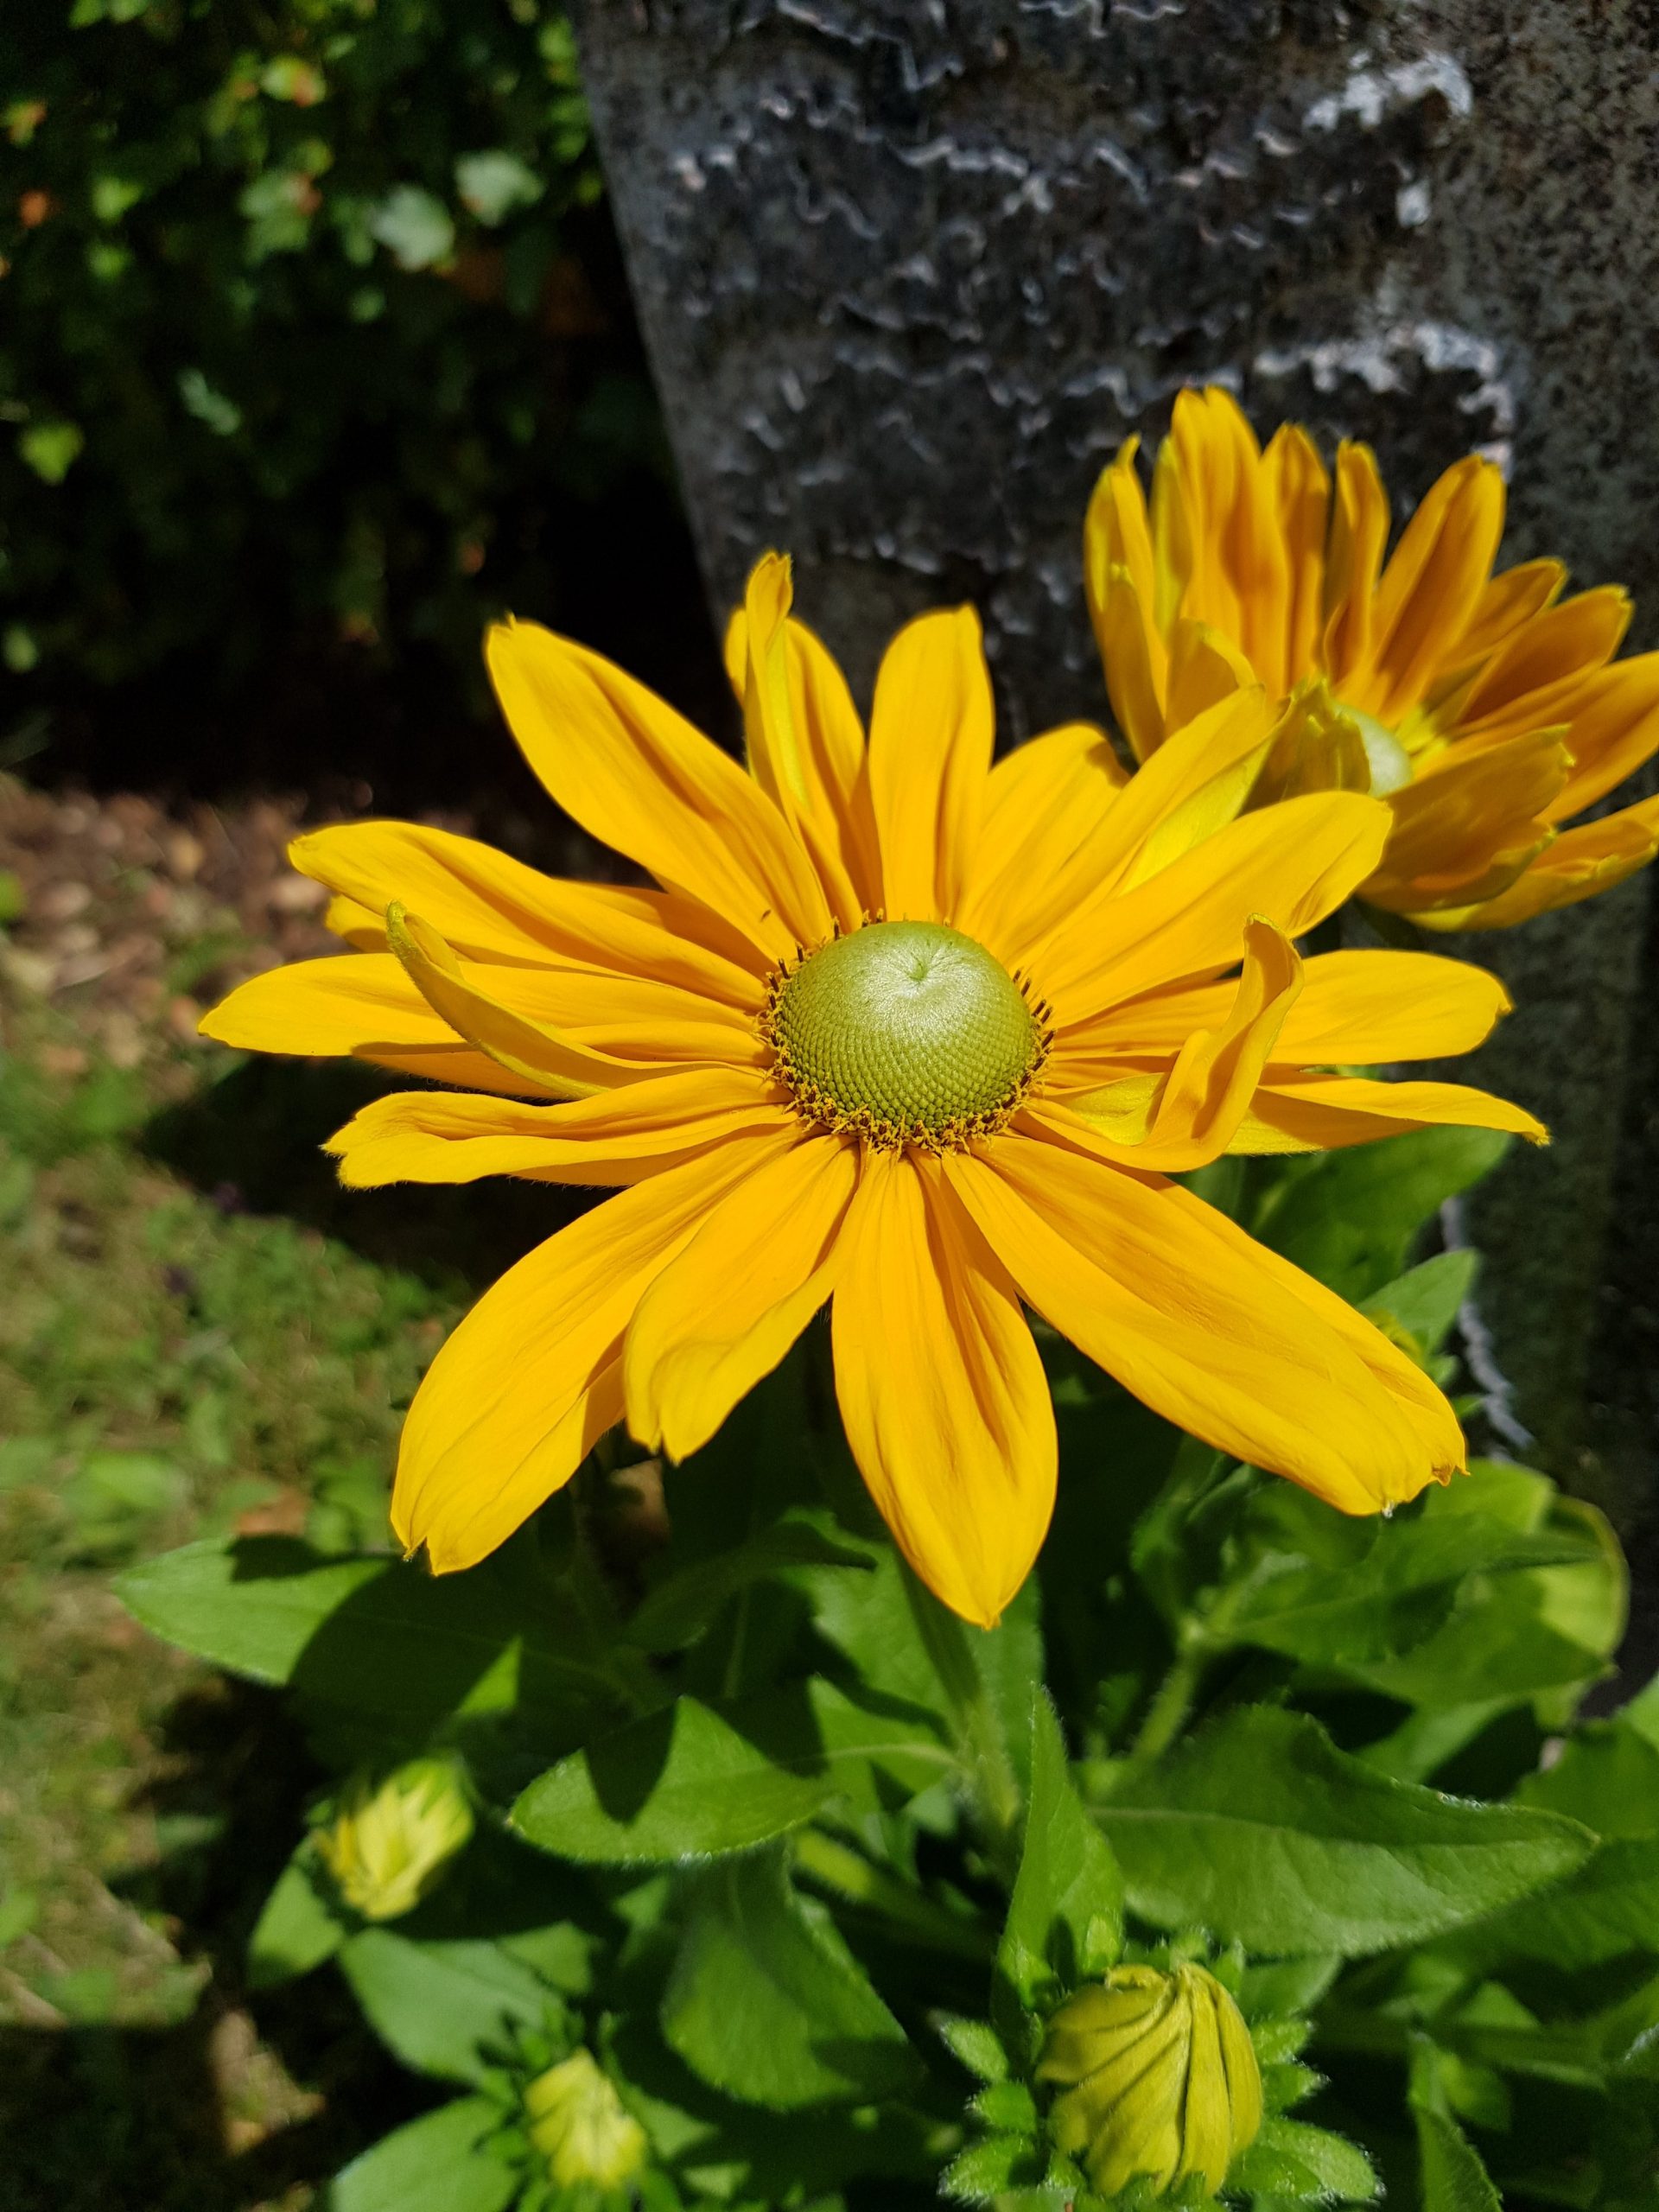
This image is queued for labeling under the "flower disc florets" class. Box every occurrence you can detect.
[762,919,1049,1150]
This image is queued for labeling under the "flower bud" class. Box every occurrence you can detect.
[315,1757,474,1920]
[1037,1963,1262,2199]
[524,2049,648,2192]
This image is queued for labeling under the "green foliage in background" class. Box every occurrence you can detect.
[121,1127,1659,2212]
[0,0,658,709]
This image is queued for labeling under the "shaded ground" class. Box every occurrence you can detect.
[0,776,593,2209]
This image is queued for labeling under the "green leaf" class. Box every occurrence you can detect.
[1362,1249,1478,1357]
[941,2133,1048,2202]
[117,1538,385,1680]
[660,1847,920,2109]
[19,422,85,485]
[1221,1497,1590,1678]
[1255,1127,1509,1301]
[512,1681,948,1865]
[368,185,455,270]
[248,1840,343,1987]
[626,1511,873,1653]
[324,2094,518,2212]
[1415,2107,1501,2212]
[1230,2116,1378,2202]
[936,2014,1010,2083]
[996,1694,1122,2023]
[115,1536,612,1741]
[454,149,543,225]
[338,1929,559,2084]
[1096,1707,1595,1956]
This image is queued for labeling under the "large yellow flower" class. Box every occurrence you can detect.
[1087,386,1659,929]
[201,556,1542,1626]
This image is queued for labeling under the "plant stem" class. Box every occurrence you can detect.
[1128,1643,1210,1763]
[901,1567,1024,1869]
[793,1827,995,1961]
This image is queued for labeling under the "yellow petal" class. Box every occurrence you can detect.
[1458,586,1630,731]
[730,555,869,930]
[950,1139,1461,1511]
[1360,456,1504,723]
[1058,917,1303,1167]
[1421,795,1659,930]
[624,1134,858,1459]
[1230,1071,1548,1154]
[325,1066,791,1187]
[830,1150,1056,1628]
[1447,557,1566,668]
[1085,441,1169,759]
[1033,791,1390,1024]
[386,906,635,1097]
[867,606,994,921]
[293,819,766,1007]
[1552,652,1659,818]
[394,1138,773,1572]
[973,689,1274,975]
[1161,618,1260,734]
[324,893,389,950]
[200,951,451,1056]
[954,721,1125,954]
[1050,945,1510,1089]
[486,617,832,960]
[1365,729,1568,912]
[1168,388,1291,696]
[471,962,766,1070]
[1321,442,1390,684]
[1263,421,1331,687]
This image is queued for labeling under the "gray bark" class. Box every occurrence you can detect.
[575,0,1659,1514]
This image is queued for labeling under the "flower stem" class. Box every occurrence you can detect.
[792,1827,995,1961]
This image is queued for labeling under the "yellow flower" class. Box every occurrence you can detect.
[315,1757,474,1919]
[1087,385,1659,928]
[524,2050,648,2192]
[1038,1964,1262,2198]
[201,555,1540,1627]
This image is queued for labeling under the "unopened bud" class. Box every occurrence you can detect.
[1037,1963,1262,2199]
[524,2049,648,2191]
[315,1757,474,1920]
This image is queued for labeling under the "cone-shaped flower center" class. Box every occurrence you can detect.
[765,920,1046,1148]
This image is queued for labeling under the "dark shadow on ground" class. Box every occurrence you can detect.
[142,1053,597,1291]
[2,1678,432,2212]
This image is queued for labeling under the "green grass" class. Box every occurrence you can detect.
[0,985,578,2207]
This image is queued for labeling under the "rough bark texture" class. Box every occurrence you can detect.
[575,0,1659,1515]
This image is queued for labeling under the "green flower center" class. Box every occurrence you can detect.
[763,920,1047,1149]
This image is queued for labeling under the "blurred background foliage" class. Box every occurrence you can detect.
[0,0,715,800]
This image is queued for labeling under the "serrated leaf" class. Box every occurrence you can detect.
[971,2079,1038,2133]
[247,1840,343,1986]
[512,1681,948,1865]
[996,1694,1122,2023]
[338,1929,558,2084]
[325,2094,518,2212]
[936,2014,1010,2083]
[660,1847,919,2109]
[1231,2116,1379,2202]
[941,2133,1047,2202]
[1096,1707,1594,1956]
[1415,2107,1501,2212]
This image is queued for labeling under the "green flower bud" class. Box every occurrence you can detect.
[524,2049,649,2192]
[1037,1963,1262,2199]
[315,1757,474,1920]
